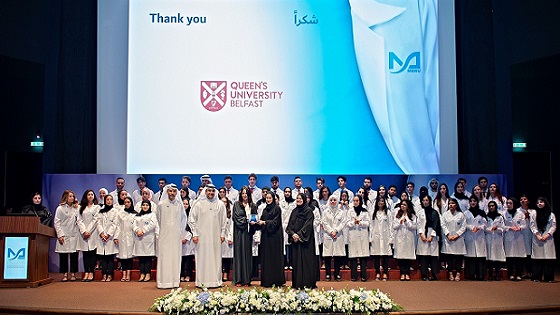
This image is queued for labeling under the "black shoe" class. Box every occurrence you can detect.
[361,278,367,282]
[325,275,331,281]
[422,277,428,281]
[351,278,357,282]
[429,276,437,281]
[335,275,341,281]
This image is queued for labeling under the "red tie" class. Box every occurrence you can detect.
[250,188,254,194]
[227,189,230,195]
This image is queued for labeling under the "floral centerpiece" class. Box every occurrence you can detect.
[149,286,401,314]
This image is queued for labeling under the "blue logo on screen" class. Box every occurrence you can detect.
[389,52,421,74]
[7,248,26,261]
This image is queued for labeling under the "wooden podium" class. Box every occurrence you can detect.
[0,216,56,288]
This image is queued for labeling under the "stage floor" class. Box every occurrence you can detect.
[1,273,559,314]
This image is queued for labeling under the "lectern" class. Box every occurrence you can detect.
[0,216,56,287]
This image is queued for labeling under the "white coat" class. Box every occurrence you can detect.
[530,212,556,259]
[503,209,527,258]
[416,208,439,257]
[76,204,100,251]
[346,207,370,258]
[221,217,234,258]
[485,215,506,262]
[96,208,118,255]
[114,209,137,259]
[313,207,322,255]
[441,210,467,255]
[132,212,158,256]
[392,212,417,260]
[321,206,347,257]
[433,198,449,215]
[464,210,487,258]
[519,208,535,256]
[369,209,393,256]
[54,204,79,253]
[182,211,196,257]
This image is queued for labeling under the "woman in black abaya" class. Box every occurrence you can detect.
[286,193,317,289]
[256,191,286,287]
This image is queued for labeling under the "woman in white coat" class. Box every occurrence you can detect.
[441,198,467,281]
[530,197,556,282]
[221,197,234,282]
[519,194,535,278]
[471,185,488,212]
[133,200,158,282]
[280,187,296,269]
[503,197,526,281]
[346,195,370,282]
[114,196,137,281]
[77,189,100,282]
[392,200,417,281]
[416,195,441,281]
[180,198,196,282]
[54,190,80,282]
[464,196,487,281]
[321,194,346,281]
[485,201,506,281]
[370,196,392,281]
[96,195,119,281]
[487,183,507,213]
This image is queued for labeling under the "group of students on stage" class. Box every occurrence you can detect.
[48,174,556,288]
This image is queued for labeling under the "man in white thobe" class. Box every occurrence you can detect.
[189,184,227,288]
[156,184,186,289]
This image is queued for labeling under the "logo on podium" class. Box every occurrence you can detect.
[201,81,227,112]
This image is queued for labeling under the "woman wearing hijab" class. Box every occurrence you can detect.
[464,196,487,281]
[503,197,526,281]
[181,198,195,282]
[280,187,296,270]
[134,187,157,213]
[133,200,158,282]
[77,189,100,282]
[96,194,118,281]
[232,186,256,287]
[286,193,317,289]
[22,192,52,226]
[392,199,417,281]
[114,196,137,281]
[255,191,286,287]
[54,190,80,282]
[322,194,346,281]
[370,196,392,281]
[416,195,441,281]
[485,200,506,281]
[346,195,370,282]
[530,197,556,282]
[451,181,469,216]
[441,198,466,281]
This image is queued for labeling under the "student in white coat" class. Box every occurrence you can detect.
[181,198,196,282]
[370,196,392,281]
[54,190,80,282]
[451,181,469,216]
[518,194,535,279]
[346,195,370,282]
[133,200,158,282]
[77,189,100,282]
[114,196,137,282]
[321,194,346,281]
[416,195,441,281]
[485,201,506,281]
[487,183,507,213]
[530,197,556,283]
[392,200,417,281]
[503,197,527,281]
[280,187,296,270]
[96,195,119,282]
[220,197,234,282]
[441,198,467,281]
[433,183,450,215]
[339,190,351,270]
[305,192,323,282]
[471,185,488,213]
[134,188,158,213]
[464,196,488,281]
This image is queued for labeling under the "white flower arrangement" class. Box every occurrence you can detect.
[149,286,401,314]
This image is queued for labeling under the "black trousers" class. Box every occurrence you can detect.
[532,259,555,282]
[506,257,523,278]
[324,256,343,277]
[488,260,502,279]
[138,256,153,275]
[82,250,97,273]
[464,256,486,279]
[349,257,368,280]
[373,255,389,276]
[59,252,79,273]
[446,254,463,272]
[182,255,194,278]
[398,259,411,276]
[119,258,133,271]
[418,255,440,278]
[99,254,115,276]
